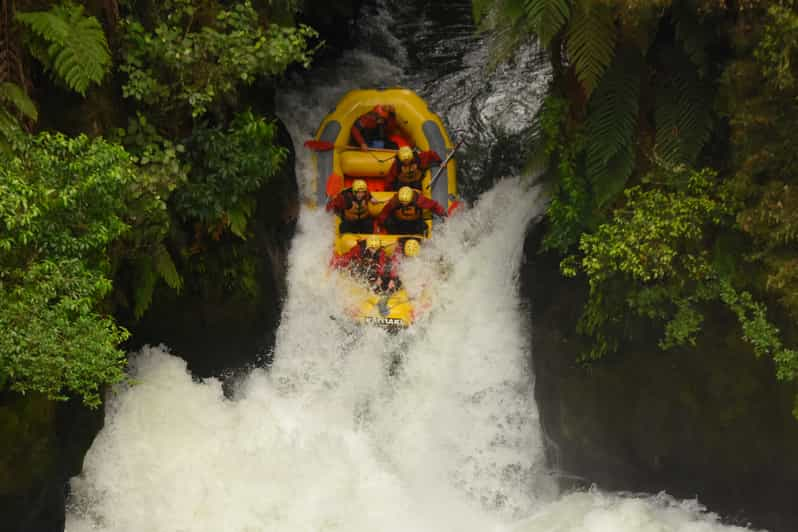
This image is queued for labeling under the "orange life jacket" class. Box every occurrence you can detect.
[342,190,370,221]
[397,154,422,184]
[393,201,421,221]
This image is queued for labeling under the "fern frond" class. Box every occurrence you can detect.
[0,108,22,150]
[654,48,713,165]
[522,0,571,46]
[153,244,182,292]
[16,4,111,95]
[673,9,712,75]
[133,258,158,319]
[0,82,38,121]
[566,2,616,96]
[585,49,642,205]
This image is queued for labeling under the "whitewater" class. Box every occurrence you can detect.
[65,44,757,532]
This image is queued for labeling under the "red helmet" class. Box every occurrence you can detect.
[374,104,395,119]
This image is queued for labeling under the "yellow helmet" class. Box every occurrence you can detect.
[366,235,381,250]
[398,146,414,163]
[403,239,420,257]
[397,186,414,205]
[352,179,368,193]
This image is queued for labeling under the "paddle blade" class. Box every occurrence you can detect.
[326,173,344,197]
[304,139,335,151]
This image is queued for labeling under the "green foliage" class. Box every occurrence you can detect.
[0,133,135,263]
[522,0,571,46]
[0,260,128,408]
[16,3,112,95]
[0,82,38,122]
[566,1,616,96]
[538,95,592,252]
[562,163,798,393]
[755,2,798,91]
[174,111,287,236]
[0,133,149,406]
[119,0,319,118]
[585,49,641,206]
[654,47,713,165]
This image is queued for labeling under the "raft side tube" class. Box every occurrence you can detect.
[316,120,341,205]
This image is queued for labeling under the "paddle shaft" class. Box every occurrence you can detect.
[428,138,464,190]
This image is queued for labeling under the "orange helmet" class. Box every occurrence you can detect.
[374,104,395,119]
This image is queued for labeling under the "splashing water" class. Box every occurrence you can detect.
[65,16,759,532]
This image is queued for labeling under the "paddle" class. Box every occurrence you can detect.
[325,173,344,197]
[304,139,335,151]
[427,138,465,190]
[304,139,399,154]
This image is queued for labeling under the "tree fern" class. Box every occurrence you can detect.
[133,257,158,319]
[566,1,616,96]
[654,48,712,165]
[16,4,111,95]
[585,49,642,206]
[522,0,571,46]
[0,81,37,121]
[153,244,182,292]
[132,245,182,318]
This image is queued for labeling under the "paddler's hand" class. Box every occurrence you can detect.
[360,143,369,151]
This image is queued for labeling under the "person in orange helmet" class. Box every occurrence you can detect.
[350,104,407,150]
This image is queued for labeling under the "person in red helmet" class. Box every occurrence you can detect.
[376,186,447,235]
[331,235,389,290]
[350,104,407,151]
[385,146,442,191]
[326,179,378,234]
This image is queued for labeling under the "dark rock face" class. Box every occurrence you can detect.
[0,393,104,532]
[522,223,798,532]
[297,0,362,61]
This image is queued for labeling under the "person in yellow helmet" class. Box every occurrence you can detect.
[376,186,447,235]
[385,146,442,191]
[330,234,389,289]
[326,179,379,233]
[376,238,422,293]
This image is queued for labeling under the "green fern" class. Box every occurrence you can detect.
[585,49,641,206]
[566,1,616,96]
[0,82,38,121]
[132,245,182,318]
[522,0,571,46]
[16,4,111,95]
[654,48,713,165]
[133,257,158,319]
[153,244,182,292]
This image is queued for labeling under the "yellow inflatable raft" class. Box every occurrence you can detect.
[310,88,459,329]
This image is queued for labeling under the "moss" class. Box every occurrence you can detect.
[0,393,56,495]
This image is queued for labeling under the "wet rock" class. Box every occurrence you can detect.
[0,393,103,532]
